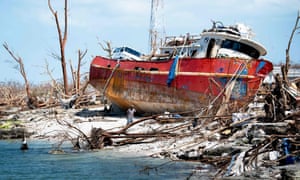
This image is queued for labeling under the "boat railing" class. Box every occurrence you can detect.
[163,34,201,46]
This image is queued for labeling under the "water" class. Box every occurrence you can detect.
[0,140,199,179]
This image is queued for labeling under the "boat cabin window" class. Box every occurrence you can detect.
[113,47,142,57]
[190,49,197,57]
[135,67,144,71]
[113,48,121,53]
[150,67,159,71]
[206,38,216,58]
[221,39,260,59]
[125,47,142,57]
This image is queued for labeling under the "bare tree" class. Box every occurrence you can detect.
[70,59,76,91]
[69,49,87,93]
[76,49,87,93]
[283,11,300,82]
[98,39,113,58]
[48,0,69,95]
[3,42,36,108]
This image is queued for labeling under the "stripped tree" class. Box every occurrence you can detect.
[2,42,37,109]
[70,49,88,94]
[98,38,113,59]
[283,11,300,83]
[48,0,69,95]
[69,49,90,108]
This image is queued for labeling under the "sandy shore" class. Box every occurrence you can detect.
[11,106,180,156]
[22,107,125,139]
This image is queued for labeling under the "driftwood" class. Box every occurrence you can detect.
[87,115,179,148]
[55,117,93,149]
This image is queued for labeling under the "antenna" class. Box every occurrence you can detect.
[148,0,165,54]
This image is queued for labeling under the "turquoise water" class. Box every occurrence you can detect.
[0,140,199,179]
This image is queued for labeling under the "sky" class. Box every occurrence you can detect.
[0,0,299,84]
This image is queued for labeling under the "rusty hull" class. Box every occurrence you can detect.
[91,69,240,114]
[89,57,273,114]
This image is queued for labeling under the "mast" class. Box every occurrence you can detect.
[148,0,165,54]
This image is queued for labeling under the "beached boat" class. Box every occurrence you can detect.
[89,22,273,114]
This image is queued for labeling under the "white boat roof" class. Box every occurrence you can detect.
[201,29,267,56]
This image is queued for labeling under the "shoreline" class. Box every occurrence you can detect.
[2,104,300,179]
[1,105,172,157]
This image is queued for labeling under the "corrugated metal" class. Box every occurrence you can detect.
[272,66,300,79]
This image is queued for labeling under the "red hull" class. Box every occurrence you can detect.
[89,56,273,113]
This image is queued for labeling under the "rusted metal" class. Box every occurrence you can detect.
[89,57,273,114]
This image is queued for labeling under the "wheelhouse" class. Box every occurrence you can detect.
[112,47,143,61]
[159,23,267,60]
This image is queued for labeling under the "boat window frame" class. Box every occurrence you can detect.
[113,47,122,53]
[124,47,142,57]
[113,47,142,57]
[221,39,260,59]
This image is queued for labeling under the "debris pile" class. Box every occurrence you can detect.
[81,73,300,179]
